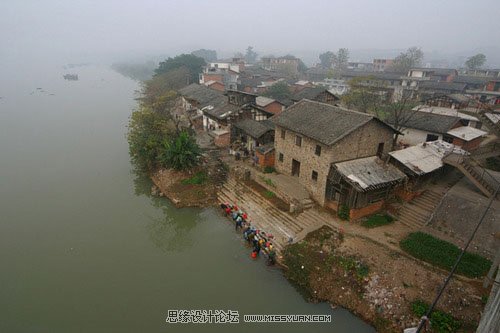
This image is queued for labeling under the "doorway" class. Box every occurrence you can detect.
[292,159,301,177]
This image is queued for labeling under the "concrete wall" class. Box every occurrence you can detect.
[274,120,394,206]
[399,128,442,146]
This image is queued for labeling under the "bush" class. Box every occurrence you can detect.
[264,190,276,198]
[411,300,461,333]
[260,176,276,188]
[362,214,394,228]
[263,166,276,173]
[338,204,350,221]
[181,172,207,185]
[400,232,492,278]
[159,131,201,171]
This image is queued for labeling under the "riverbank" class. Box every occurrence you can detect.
[150,168,218,208]
[283,226,485,333]
[151,156,486,332]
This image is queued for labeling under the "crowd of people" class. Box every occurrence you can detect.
[220,202,277,265]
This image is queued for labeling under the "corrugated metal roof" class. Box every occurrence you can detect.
[389,140,467,175]
[447,126,487,141]
[332,156,406,191]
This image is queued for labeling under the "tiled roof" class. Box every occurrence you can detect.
[233,119,274,138]
[272,99,394,146]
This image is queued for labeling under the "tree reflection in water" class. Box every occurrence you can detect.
[130,163,199,253]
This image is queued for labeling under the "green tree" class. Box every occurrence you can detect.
[332,48,349,71]
[341,76,387,113]
[154,54,206,84]
[390,47,424,73]
[319,51,334,68]
[159,131,201,170]
[127,107,176,171]
[191,49,217,62]
[264,81,292,101]
[465,53,486,69]
[141,68,187,111]
[376,96,421,149]
[244,46,258,63]
[319,49,349,71]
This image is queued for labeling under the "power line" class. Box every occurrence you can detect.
[415,184,499,333]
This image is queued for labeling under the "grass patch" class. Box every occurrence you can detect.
[400,232,492,278]
[361,214,394,228]
[264,190,276,198]
[411,300,461,333]
[181,171,208,185]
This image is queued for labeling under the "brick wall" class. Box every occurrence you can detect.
[214,132,230,147]
[349,200,384,220]
[274,120,394,206]
[207,82,225,92]
[202,73,223,83]
[452,136,482,151]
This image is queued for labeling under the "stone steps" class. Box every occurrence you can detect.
[397,190,444,229]
[217,176,328,250]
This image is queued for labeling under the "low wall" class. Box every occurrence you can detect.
[349,200,385,220]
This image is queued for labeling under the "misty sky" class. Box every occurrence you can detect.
[1,0,500,65]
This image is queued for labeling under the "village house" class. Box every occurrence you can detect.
[373,58,394,72]
[230,119,275,152]
[424,93,471,110]
[178,83,229,130]
[327,156,406,219]
[389,140,468,199]
[390,106,484,149]
[261,56,300,74]
[203,80,225,92]
[272,99,401,217]
[347,61,374,71]
[199,61,241,90]
[255,96,285,115]
[402,68,458,88]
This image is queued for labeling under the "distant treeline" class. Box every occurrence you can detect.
[111,61,157,81]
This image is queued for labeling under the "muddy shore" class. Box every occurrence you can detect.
[149,167,486,332]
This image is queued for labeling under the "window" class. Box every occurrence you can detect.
[278,152,284,162]
[426,134,439,142]
[311,170,318,181]
[442,135,454,143]
[315,145,321,156]
[281,129,286,139]
[295,135,302,147]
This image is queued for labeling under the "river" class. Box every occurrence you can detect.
[0,64,374,333]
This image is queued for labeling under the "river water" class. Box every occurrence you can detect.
[0,64,374,333]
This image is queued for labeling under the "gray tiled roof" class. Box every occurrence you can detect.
[271,99,392,146]
[291,87,338,101]
[233,119,275,138]
[387,109,460,134]
[419,81,466,92]
[178,83,225,108]
[453,75,490,85]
